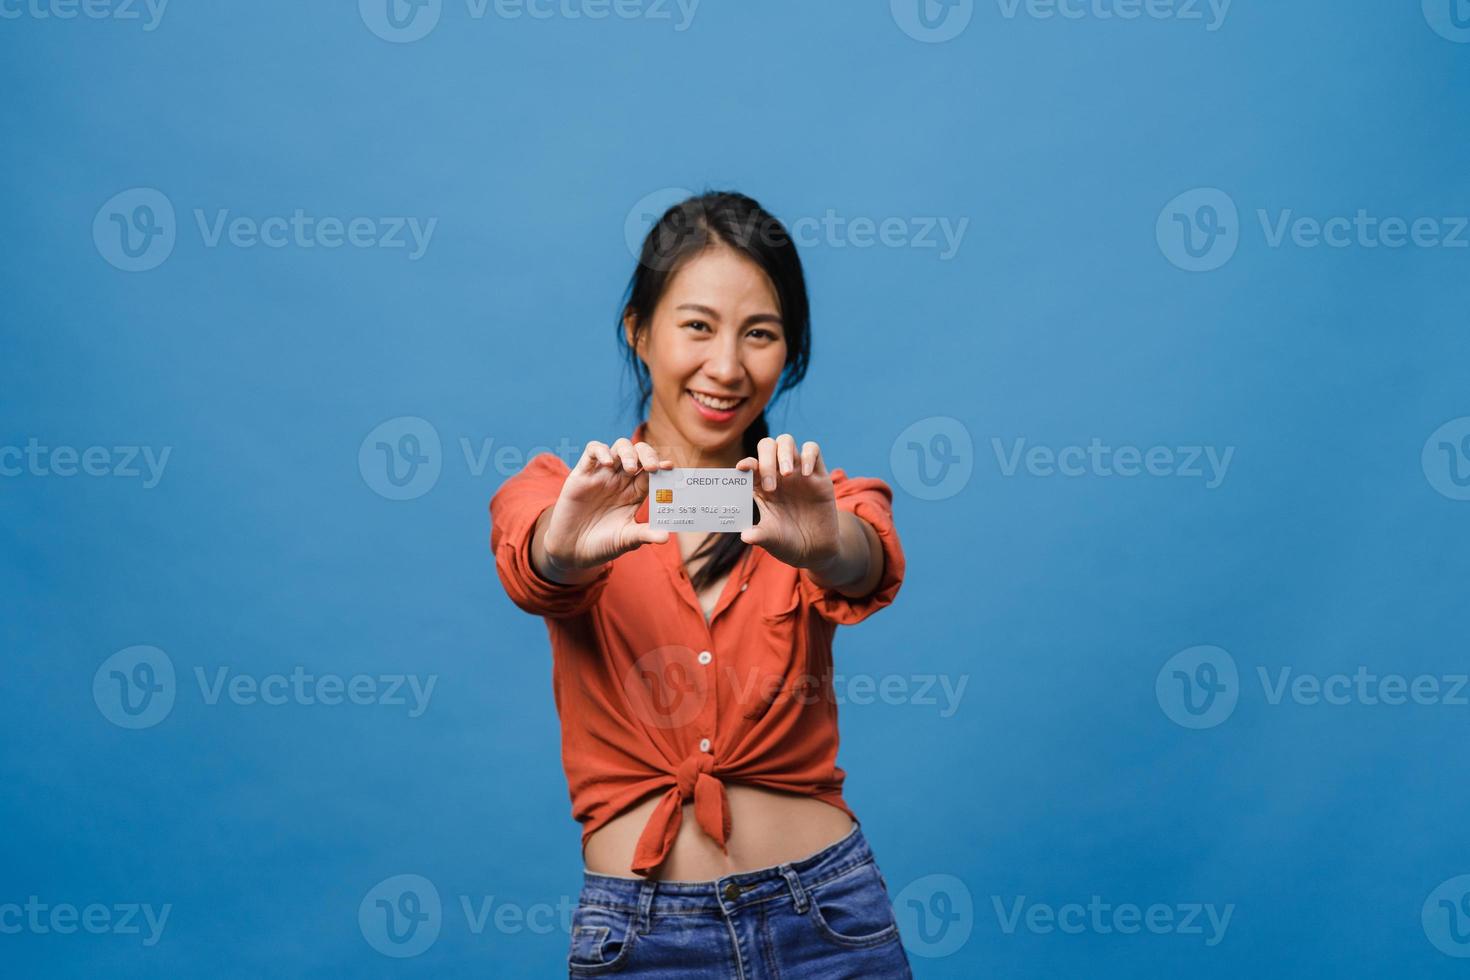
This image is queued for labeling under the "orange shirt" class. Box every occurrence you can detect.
[488,421,906,877]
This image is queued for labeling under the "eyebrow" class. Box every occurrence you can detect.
[676,303,784,328]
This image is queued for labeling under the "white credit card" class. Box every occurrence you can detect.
[648,468,754,533]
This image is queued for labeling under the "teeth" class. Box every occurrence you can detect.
[690,390,742,411]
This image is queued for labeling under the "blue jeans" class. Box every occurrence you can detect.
[568,821,913,978]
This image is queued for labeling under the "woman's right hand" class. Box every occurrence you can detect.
[540,439,674,574]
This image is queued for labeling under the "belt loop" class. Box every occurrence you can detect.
[636,879,656,935]
[779,864,808,914]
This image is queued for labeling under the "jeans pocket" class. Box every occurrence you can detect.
[805,860,901,949]
[567,903,636,974]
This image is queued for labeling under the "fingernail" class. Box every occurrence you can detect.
[764,477,775,491]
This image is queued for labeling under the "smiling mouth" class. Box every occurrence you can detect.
[687,389,746,411]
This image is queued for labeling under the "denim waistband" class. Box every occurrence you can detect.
[577,821,870,929]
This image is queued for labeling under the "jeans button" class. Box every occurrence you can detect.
[723,882,742,902]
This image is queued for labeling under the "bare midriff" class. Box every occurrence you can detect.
[582,532,855,880]
[582,784,856,880]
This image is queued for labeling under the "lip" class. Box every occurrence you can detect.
[686,388,746,424]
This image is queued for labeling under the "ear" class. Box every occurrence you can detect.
[623,310,644,357]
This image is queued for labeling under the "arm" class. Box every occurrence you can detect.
[804,510,884,599]
[530,503,608,587]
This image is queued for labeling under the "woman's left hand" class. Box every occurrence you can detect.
[736,434,841,571]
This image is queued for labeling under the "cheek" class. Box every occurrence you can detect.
[646,333,695,386]
[752,346,787,391]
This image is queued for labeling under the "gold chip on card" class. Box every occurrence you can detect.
[654,489,673,503]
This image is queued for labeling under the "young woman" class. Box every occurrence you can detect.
[490,191,913,978]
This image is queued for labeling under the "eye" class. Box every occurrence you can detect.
[682,320,713,333]
[748,327,780,341]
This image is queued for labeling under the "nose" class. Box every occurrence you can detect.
[702,336,744,388]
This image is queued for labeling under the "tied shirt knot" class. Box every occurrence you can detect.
[629,749,731,877]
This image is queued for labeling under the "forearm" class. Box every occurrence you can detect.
[805,511,883,598]
[531,505,606,586]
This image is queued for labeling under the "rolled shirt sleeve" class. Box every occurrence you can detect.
[490,452,612,619]
[799,469,906,626]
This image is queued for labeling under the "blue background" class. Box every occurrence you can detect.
[4,0,1470,976]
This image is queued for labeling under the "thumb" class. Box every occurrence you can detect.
[739,525,767,547]
[634,524,670,547]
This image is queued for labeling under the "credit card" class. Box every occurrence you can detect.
[648,468,754,533]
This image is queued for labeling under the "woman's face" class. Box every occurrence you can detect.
[627,244,788,459]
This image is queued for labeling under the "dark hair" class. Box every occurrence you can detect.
[617,190,812,593]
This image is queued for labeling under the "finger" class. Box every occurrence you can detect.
[609,437,639,474]
[757,436,778,492]
[632,441,662,471]
[581,440,612,470]
[801,441,820,477]
[775,433,797,476]
[734,456,758,472]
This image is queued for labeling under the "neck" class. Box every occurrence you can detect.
[642,405,744,469]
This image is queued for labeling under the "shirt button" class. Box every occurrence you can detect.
[699,737,711,753]
[740,583,747,592]
[698,650,712,665]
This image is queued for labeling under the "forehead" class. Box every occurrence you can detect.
[662,245,779,311]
